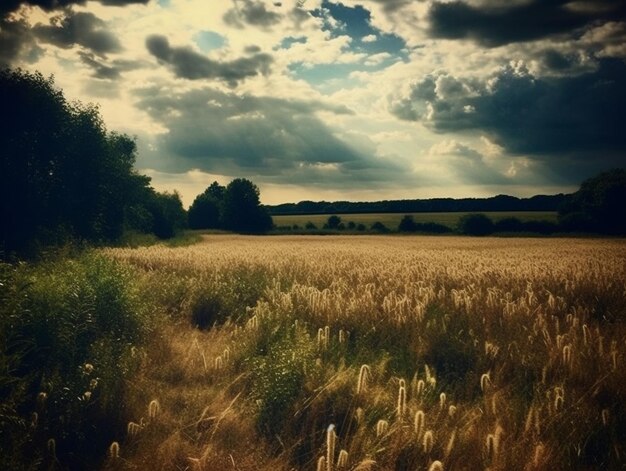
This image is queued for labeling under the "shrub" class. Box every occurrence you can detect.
[398,215,417,232]
[494,217,523,232]
[191,293,223,329]
[416,222,453,233]
[457,213,495,236]
[305,221,317,230]
[327,215,342,229]
[0,254,148,469]
[371,221,389,233]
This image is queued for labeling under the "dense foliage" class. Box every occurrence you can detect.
[267,194,568,216]
[0,68,186,258]
[559,168,626,234]
[188,179,272,233]
[0,254,151,469]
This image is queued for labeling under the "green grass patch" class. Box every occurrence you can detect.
[0,253,152,469]
[272,211,557,230]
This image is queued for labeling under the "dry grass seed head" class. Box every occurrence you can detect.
[423,430,434,454]
[429,460,444,471]
[337,449,349,468]
[376,419,389,437]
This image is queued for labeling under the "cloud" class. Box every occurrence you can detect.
[223,0,282,29]
[78,51,142,80]
[1,0,149,18]
[133,85,408,186]
[580,21,626,59]
[362,34,377,43]
[33,11,121,55]
[0,17,42,67]
[427,0,626,47]
[145,35,273,86]
[390,58,626,179]
[362,0,412,15]
[427,139,510,184]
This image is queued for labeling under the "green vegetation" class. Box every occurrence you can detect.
[0,69,187,258]
[0,253,152,469]
[559,168,626,234]
[188,179,272,233]
[273,211,557,232]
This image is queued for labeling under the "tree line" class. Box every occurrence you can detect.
[266,193,568,216]
[0,69,271,258]
[0,69,188,257]
[187,179,272,233]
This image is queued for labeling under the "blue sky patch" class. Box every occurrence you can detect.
[193,31,227,52]
[288,54,401,93]
[313,1,407,58]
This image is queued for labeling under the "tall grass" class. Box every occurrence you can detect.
[102,235,626,470]
[0,253,151,469]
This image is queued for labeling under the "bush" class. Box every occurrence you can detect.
[327,215,341,229]
[305,222,317,230]
[416,222,453,234]
[457,213,494,236]
[494,217,524,232]
[398,215,417,232]
[559,168,626,234]
[371,221,389,233]
[191,293,224,329]
[0,254,148,469]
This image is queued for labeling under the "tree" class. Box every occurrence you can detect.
[149,191,187,239]
[559,169,626,234]
[371,221,389,233]
[188,182,225,229]
[0,68,155,256]
[221,178,272,233]
[326,215,341,229]
[457,214,494,236]
[398,215,417,232]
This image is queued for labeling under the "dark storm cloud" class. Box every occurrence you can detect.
[391,58,626,178]
[1,0,147,67]
[0,17,42,67]
[133,86,408,185]
[33,11,121,55]
[145,35,272,86]
[1,0,148,18]
[78,51,142,79]
[428,0,626,46]
[365,0,412,15]
[223,0,282,29]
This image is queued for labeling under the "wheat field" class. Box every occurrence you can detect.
[103,235,626,470]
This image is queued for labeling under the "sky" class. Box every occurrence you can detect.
[2,0,625,206]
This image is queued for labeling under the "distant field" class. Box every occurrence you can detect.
[272,211,557,229]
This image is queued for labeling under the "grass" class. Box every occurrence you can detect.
[98,235,626,471]
[116,230,203,248]
[271,211,557,229]
[0,253,153,470]
[3,235,624,469]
